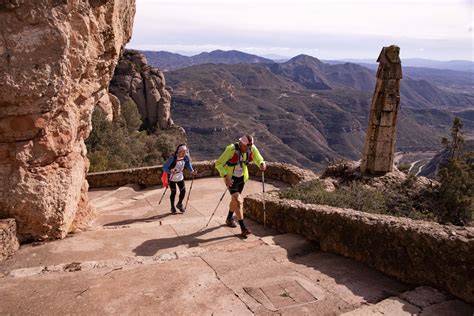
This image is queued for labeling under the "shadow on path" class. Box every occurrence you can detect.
[104,213,174,226]
[133,224,236,256]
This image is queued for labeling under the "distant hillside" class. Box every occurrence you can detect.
[142,50,273,71]
[166,56,474,170]
[328,58,474,73]
[328,63,473,94]
[401,67,473,95]
[418,139,474,178]
[270,55,474,109]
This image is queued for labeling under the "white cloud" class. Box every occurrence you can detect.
[129,0,473,60]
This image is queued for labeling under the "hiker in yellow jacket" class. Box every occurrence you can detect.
[215,134,266,237]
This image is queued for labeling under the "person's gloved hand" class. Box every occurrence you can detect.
[260,162,267,171]
[224,175,233,187]
[192,169,198,176]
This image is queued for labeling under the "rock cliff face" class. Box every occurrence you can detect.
[110,50,173,130]
[0,0,136,241]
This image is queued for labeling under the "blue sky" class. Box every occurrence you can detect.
[128,0,473,61]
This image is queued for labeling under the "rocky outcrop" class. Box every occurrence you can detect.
[0,219,19,261]
[0,0,135,241]
[110,50,173,130]
[95,91,121,122]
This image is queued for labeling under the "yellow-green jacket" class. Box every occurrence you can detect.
[215,143,265,183]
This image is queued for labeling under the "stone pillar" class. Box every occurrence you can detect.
[361,45,402,174]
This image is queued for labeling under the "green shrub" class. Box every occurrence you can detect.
[436,118,473,225]
[85,106,169,172]
[121,98,142,132]
[280,178,438,222]
[280,180,388,214]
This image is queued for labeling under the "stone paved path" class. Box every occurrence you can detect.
[0,177,473,315]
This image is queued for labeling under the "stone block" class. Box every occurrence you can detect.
[373,156,392,172]
[380,111,396,127]
[374,141,393,157]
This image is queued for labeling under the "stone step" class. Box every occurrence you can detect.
[6,247,207,278]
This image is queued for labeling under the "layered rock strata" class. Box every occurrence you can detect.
[0,0,135,241]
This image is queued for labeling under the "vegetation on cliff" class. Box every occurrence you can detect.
[86,99,176,172]
[435,118,473,224]
[281,119,473,226]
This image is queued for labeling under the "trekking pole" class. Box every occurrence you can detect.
[262,170,266,230]
[184,173,195,210]
[159,170,174,205]
[158,187,168,205]
[204,187,228,228]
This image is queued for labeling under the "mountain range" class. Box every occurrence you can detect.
[159,52,473,170]
[142,50,474,73]
[142,50,273,71]
[129,49,473,171]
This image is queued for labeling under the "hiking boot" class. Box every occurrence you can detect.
[240,228,251,238]
[176,203,185,212]
[226,217,237,228]
[171,206,177,214]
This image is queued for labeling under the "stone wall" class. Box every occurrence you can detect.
[0,219,19,262]
[87,161,317,188]
[0,0,136,241]
[247,162,318,185]
[244,192,474,304]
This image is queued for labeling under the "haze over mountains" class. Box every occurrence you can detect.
[143,50,474,73]
[142,50,473,170]
[330,58,474,73]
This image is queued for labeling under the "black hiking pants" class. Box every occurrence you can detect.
[170,180,186,206]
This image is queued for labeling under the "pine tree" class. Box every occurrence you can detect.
[437,118,473,225]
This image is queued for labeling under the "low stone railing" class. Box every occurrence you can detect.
[0,219,19,262]
[87,161,317,188]
[244,191,474,304]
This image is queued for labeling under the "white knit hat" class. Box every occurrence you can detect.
[239,134,252,145]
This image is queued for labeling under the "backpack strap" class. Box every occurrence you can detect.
[226,143,253,166]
